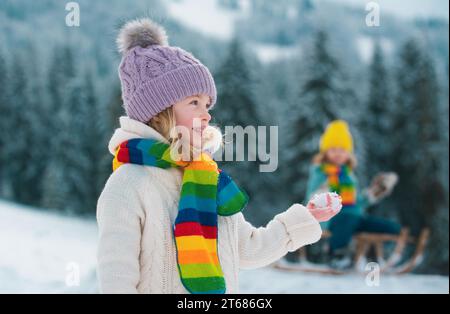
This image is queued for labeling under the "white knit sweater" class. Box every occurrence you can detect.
[96,116,322,294]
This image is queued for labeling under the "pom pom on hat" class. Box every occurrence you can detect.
[117,18,169,55]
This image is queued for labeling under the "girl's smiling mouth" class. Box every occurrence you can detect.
[193,126,207,134]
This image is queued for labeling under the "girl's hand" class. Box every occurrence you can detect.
[307,204,338,222]
[307,193,342,222]
[368,172,399,200]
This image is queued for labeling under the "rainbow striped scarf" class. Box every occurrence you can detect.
[320,163,357,209]
[113,138,248,294]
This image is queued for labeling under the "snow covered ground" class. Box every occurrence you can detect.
[0,200,98,293]
[0,199,448,294]
[240,267,449,294]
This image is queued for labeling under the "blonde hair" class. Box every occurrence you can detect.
[147,107,223,161]
[148,107,177,142]
[312,151,358,169]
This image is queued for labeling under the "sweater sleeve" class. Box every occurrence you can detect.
[96,166,146,294]
[237,203,322,270]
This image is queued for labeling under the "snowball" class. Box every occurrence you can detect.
[310,192,342,213]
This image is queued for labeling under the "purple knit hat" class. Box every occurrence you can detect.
[116,18,217,123]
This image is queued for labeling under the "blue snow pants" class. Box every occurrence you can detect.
[328,213,401,253]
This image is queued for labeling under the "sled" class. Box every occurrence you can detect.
[271,228,430,275]
[392,228,430,274]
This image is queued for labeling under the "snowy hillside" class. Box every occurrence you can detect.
[165,0,448,65]
[355,36,395,64]
[166,0,246,40]
[0,200,448,294]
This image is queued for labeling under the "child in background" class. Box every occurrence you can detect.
[306,120,400,269]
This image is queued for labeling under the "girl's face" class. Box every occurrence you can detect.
[325,147,350,166]
[172,94,212,149]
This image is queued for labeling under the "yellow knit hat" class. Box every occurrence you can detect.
[319,120,354,153]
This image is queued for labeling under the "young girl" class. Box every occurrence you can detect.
[96,18,339,294]
[306,120,400,269]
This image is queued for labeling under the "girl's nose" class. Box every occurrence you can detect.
[201,108,211,123]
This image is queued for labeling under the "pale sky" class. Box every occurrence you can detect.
[323,0,449,20]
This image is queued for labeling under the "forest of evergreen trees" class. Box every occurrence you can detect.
[0,0,448,274]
